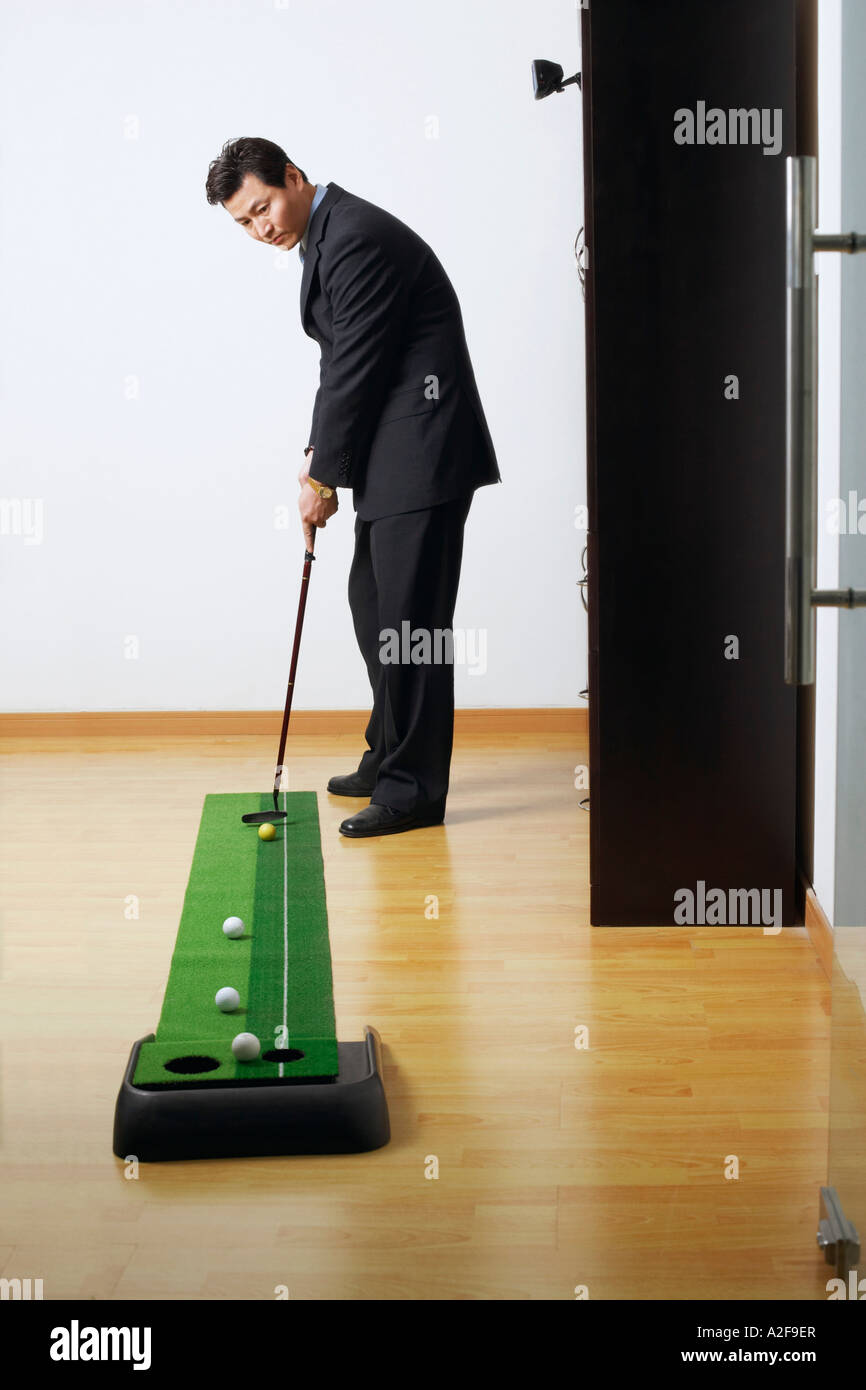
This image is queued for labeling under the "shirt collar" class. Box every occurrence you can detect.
[300,183,329,257]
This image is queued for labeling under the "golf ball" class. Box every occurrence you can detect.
[231,1032,260,1062]
[215,987,240,1013]
[222,916,244,938]
[258,823,276,841]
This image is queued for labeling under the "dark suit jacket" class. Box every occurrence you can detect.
[299,183,501,520]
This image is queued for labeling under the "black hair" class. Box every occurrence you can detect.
[205,137,309,205]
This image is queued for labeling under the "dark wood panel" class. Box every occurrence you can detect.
[582,0,806,925]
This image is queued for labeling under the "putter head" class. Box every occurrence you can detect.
[241,810,288,825]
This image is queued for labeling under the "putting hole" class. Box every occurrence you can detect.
[262,1048,305,1064]
[163,1055,221,1075]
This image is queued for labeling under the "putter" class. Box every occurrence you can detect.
[242,534,316,825]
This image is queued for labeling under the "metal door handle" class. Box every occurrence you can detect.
[785,156,866,685]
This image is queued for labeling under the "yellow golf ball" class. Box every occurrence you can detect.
[258,822,276,841]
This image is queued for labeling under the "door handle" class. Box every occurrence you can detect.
[785,156,866,686]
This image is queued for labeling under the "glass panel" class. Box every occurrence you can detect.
[825,0,866,1282]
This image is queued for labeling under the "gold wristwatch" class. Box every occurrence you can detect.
[307,476,334,500]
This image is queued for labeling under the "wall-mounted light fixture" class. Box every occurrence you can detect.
[531,59,581,100]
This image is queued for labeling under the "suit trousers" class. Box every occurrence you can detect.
[348,491,474,814]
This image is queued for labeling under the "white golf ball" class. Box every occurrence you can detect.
[222,916,245,939]
[215,987,240,1013]
[231,1032,260,1062]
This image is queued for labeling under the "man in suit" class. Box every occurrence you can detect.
[206,137,500,837]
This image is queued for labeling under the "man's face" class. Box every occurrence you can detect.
[224,165,312,249]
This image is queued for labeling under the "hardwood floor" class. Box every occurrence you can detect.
[0,730,835,1300]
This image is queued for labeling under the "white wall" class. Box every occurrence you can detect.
[813,0,842,921]
[0,0,585,712]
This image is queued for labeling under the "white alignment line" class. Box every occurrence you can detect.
[281,788,289,1078]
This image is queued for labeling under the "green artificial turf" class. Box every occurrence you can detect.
[132,792,339,1085]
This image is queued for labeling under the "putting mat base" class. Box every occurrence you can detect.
[113,1026,390,1162]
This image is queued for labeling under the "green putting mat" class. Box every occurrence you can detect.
[132,791,339,1085]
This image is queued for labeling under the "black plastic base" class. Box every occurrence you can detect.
[113,1027,390,1161]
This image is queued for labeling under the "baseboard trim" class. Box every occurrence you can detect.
[0,708,589,739]
[803,878,833,981]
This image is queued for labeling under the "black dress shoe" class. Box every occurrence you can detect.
[339,802,445,838]
[327,771,375,796]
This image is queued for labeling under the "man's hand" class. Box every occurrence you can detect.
[298,455,338,552]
